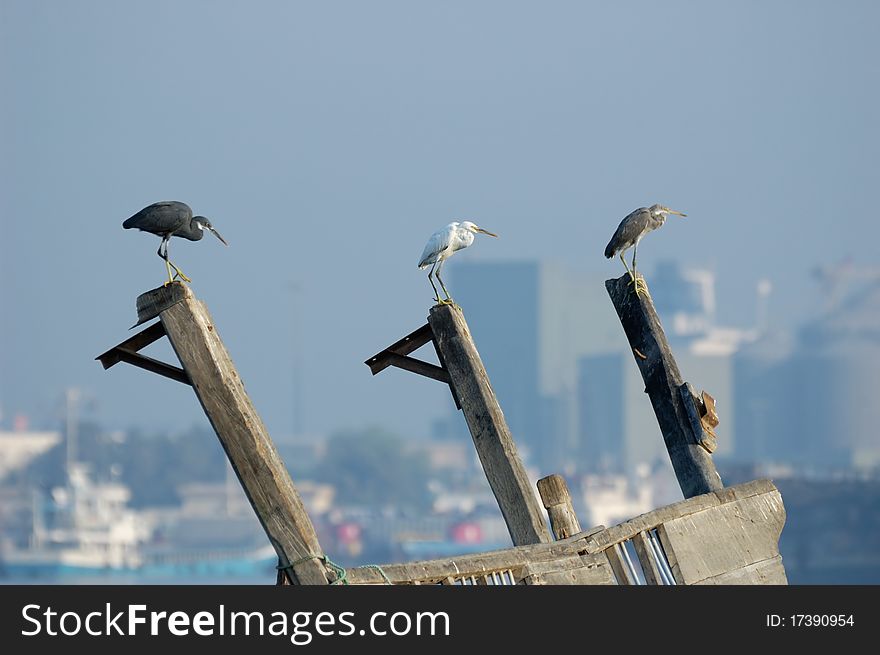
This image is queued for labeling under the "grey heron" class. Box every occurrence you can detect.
[123,201,228,284]
[604,204,686,295]
[418,221,498,304]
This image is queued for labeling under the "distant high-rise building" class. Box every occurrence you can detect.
[733,330,795,464]
[790,280,880,470]
[446,259,620,473]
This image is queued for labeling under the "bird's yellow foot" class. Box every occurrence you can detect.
[436,298,456,306]
[629,276,649,298]
[172,269,192,284]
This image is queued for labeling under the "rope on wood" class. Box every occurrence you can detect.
[277,555,348,585]
[277,556,393,585]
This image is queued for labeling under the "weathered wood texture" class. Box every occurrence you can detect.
[537,474,582,540]
[606,274,723,498]
[520,554,615,585]
[657,487,788,585]
[632,530,663,585]
[346,529,603,585]
[154,288,328,584]
[605,543,636,585]
[134,281,190,327]
[347,480,785,585]
[584,478,776,552]
[428,303,551,546]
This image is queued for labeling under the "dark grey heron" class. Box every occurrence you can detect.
[418,221,498,304]
[604,204,687,295]
[123,201,228,284]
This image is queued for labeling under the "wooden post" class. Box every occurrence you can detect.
[605,543,636,585]
[428,303,551,546]
[139,283,329,584]
[632,531,663,585]
[605,274,723,498]
[537,474,582,540]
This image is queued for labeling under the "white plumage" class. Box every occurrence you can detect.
[417,221,497,304]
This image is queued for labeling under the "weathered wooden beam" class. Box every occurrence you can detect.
[152,283,329,584]
[133,282,190,327]
[605,543,636,585]
[656,485,788,585]
[428,303,551,546]
[537,474,582,540]
[346,539,603,585]
[632,531,663,585]
[346,480,784,585]
[583,478,777,553]
[605,274,723,498]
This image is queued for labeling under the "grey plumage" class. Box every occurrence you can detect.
[605,204,673,258]
[123,201,219,242]
[123,201,227,283]
[604,204,687,294]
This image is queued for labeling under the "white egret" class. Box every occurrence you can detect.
[418,221,498,304]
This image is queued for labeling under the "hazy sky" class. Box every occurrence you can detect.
[1,1,877,439]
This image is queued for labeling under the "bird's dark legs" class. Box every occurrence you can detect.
[157,237,191,285]
[435,259,454,305]
[427,263,441,302]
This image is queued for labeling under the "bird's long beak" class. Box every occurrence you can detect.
[476,227,498,237]
[208,226,229,246]
[668,209,687,217]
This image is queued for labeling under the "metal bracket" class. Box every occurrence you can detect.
[96,320,191,386]
[365,322,461,410]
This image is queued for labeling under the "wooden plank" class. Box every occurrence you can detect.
[345,480,783,585]
[537,474,582,540]
[346,521,615,584]
[605,543,635,585]
[520,552,614,585]
[656,487,787,585]
[605,273,723,498]
[383,352,451,384]
[96,321,167,369]
[157,292,328,585]
[111,348,191,385]
[428,303,551,546]
[694,556,787,585]
[522,564,615,586]
[584,479,777,553]
[133,281,190,327]
[365,323,434,375]
[632,531,662,585]
[431,333,462,410]
[347,539,587,585]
